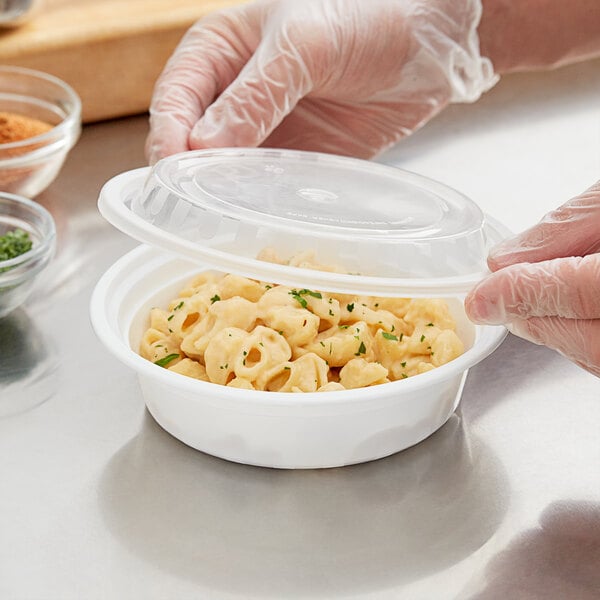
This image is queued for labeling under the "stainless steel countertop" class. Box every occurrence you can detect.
[1,60,599,599]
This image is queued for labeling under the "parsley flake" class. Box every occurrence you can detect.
[210,294,221,304]
[289,290,308,308]
[382,332,398,341]
[346,303,354,312]
[298,288,322,299]
[154,353,179,367]
[354,341,366,356]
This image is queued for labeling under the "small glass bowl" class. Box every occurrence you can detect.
[0,192,56,318]
[0,66,81,197]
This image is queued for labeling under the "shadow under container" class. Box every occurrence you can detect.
[0,66,81,197]
[91,149,509,469]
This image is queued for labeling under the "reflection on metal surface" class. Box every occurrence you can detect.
[99,412,508,597]
[464,500,600,599]
[0,308,59,417]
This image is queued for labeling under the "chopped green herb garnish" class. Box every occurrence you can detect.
[0,228,32,266]
[382,332,398,341]
[328,298,333,304]
[154,353,179,367]
[420,334,425,342]
[346,303,354,312]
[278,330,284,335]
[284,366,291,370]
[328,309,334,316]
[401,361,406,367]
[427,322,434,327]
[320,341,326,347]
[210,294,221,304]
[167,314,174,321]
[265,284,272,290]
[289,290,308,308]
[339,324,349,329]
[174,301,184,311]
[243,350,248,356]
[354,341,366,356]
[219,363,229,370]
[399,333,404,341]
[298,289,322,299]
[374,303,379,308]
[168,328,173,333]
[259,342,264,347]
[391,325,395,332]
[401,373,408,379]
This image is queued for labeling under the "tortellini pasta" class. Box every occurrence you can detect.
[141,269,465,392]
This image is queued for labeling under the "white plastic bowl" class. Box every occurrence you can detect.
[91,244,507,469]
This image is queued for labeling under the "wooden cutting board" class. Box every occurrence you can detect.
[0,0,247,122]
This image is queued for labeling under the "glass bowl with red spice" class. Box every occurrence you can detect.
[0,66,81,197]
[0,192,55,317]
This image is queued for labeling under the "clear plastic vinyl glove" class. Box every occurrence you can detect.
[465,181,600,377]
[146,0,497,163]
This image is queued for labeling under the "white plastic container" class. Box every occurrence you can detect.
[91,149,508,469]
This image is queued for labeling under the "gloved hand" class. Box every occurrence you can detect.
[146,0,497,164]
[465,181,600,377]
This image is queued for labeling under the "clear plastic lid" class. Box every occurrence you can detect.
[98,148,509,296]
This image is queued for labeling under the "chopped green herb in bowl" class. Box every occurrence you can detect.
[0,228,32,269]
[0,193,56,318]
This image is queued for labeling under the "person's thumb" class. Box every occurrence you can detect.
[488,181,600,272]
[188,30,314,149]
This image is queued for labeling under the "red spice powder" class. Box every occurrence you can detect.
[0,111,52,145]
[0,111,54,194]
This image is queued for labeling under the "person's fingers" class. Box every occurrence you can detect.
[507,316,600,377]
[187,21,315,150]
[465,254,600,324]
[262,97,442,159]
[488,181,600,271]
[146,7,259,164]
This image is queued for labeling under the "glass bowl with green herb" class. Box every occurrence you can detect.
[0,192,55,317]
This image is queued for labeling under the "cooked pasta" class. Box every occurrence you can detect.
[140,261,465,392]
